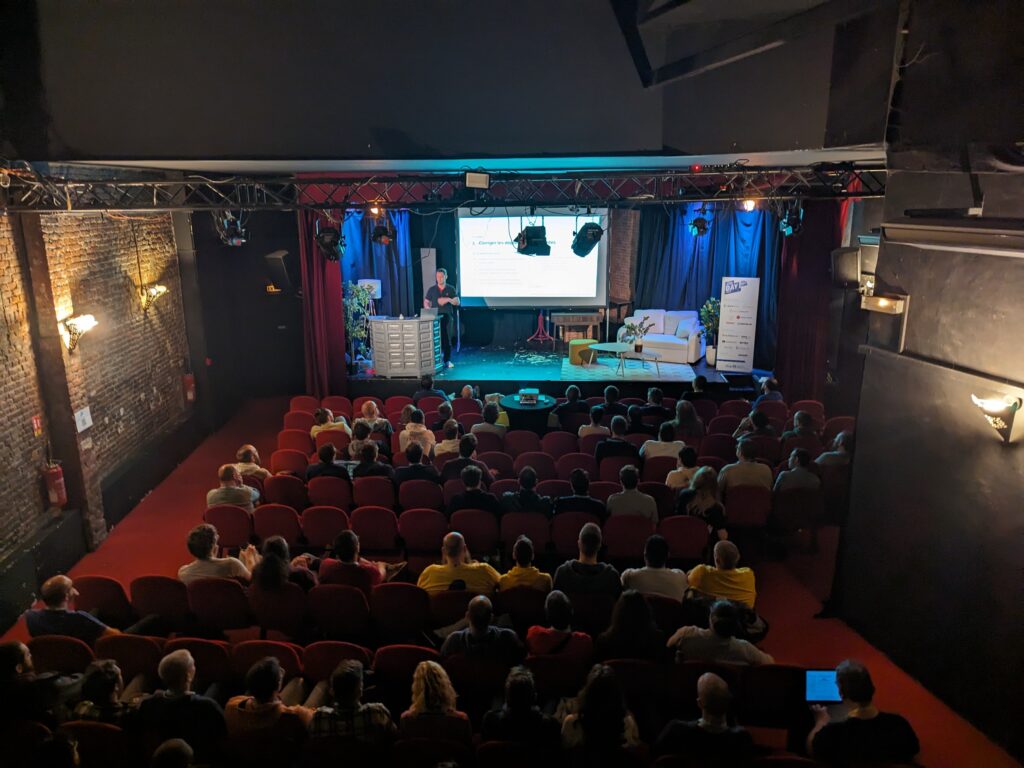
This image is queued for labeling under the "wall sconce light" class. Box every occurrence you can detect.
[141,284,168,313]
[971,394,1021,443]
[861,292,910,353]
[61,314,98,352]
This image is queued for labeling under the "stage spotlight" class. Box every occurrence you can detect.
[215,211,247,246]
[464,171,490,190]
[741,199,757,212]
[514,226,550,256]
[688,205,710,237]
[571,222,604,257]
[371,224,395,246]
[368,203,381,216]
[779,204,804,237]
[315,226,345,261]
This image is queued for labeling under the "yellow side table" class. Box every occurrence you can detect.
[569,338,598,365]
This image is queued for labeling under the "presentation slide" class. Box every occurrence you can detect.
[457,208,608,307]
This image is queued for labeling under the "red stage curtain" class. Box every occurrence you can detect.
[298,210,347,398]
[773,200,842,403]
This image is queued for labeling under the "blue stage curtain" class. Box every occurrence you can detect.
[635,203,780,369]
[340,209,415,317]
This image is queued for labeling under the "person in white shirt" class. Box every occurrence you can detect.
[434,419,461,459]
[667,600,774,665]
[178,523,259,585]
[399,408,436,456]
[665,446,699,490]
[774,448,822,491]
[578,405,610,439]
[621,535,688,599]
[718,439,773,493]
[640,422,688,460]
[471,402,508,439]
[816,431,853,466]
[606,465,658,523]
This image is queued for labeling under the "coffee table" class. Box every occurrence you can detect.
[585,342,662,376]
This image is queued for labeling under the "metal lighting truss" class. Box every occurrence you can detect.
[0,164,885,213]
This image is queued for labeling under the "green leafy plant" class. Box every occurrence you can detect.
[699,297,721,345]
[344,281,375,357]
[623,314,656,342]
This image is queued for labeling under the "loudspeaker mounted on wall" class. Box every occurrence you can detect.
[264,250,300,296]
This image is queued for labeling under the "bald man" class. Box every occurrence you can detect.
[654,672,754,761]
[416,532,501,594]
[24,575,119,644]
[439,595,524,665]
[206,464,259,513]
[686,540,757,608]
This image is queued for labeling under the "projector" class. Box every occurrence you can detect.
[515,226,550,256]
[518,388,540,405]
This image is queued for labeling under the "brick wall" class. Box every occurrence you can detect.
[0,217,50,556]
[608,208,639,302]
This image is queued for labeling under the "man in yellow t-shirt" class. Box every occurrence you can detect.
[687,540,757,608]
[417,532,500,594]
[498,536,553,592]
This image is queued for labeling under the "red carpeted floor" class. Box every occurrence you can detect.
[2,397,1018,767]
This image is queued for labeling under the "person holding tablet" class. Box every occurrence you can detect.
[423,268,459,368]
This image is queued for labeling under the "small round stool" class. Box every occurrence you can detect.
[569,338,598,365]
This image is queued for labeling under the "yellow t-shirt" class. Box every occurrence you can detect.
[416,561,501,594]
[498,565,553,592]
[687,565,757,608]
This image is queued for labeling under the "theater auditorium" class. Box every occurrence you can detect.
[0,2,1021,767]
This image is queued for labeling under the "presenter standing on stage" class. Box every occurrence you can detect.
[424,267,460,368]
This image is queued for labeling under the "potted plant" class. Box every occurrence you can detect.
[343,281,376,371]
[698,297,721,366]
[623,315,656,353]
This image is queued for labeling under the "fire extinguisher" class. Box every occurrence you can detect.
[182,373,196,404]
[42,460,67,508]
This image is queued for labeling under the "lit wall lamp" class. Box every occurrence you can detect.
[971,394,1021,443]
[61,314,98,352]
[861,293,910,353]
[141,284,168,313]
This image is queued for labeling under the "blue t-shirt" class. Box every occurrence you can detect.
[25,609,109,645]
[753,390,783,406]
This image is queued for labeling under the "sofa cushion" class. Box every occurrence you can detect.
[633,309,665,334]
[664,311,697,337]
[642,333,686,347]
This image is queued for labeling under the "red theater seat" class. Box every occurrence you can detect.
[61,720,128,768]
[700,434,738,462]
[303,641,373,682]
[790,399,826,424]
[353,396,384,415]
[350,506,400,558]
[755,400,789,422]
[535,479,571,499]
[641,455,678,483]
[723,485,772,529]
[270,448,310,475]
[449,509,499,555]
[384,395,413,412]
[503,430,541,457]
[478,451,514,480]
[579,433,606,455]
[513,451,557,481]
[457,413,483,430]
[264,474,308,509]
[371,584,431,643]
[430,590,475,628]
[321,396,353,419]
[551,511,600,557]
[283,410,315,431]
[541,431,579,458]
[442,479,466,508]
[490,478,519,497]
[315,430,351,452]
[399,479,444,511]
[707,415,741,435]
[781,434,823,459]
[231,639,303,683]
[589,480,622,503]
[472,431,504,454]
[73,575,134,629]
[599,455,636,482]
[307,476,353,510]
[353,476,396,508]
[307,585,371,640]
[250,581,307,639]
[163,637,231,689]
[823,416,856,443]
[697,456,726,472]
[603,516,655,560]
[130,575,191,630]
[746,435,782,464]
[638,481,675,521]
[203,505,252,552]
[277,429,313,453]
[451,398,482,416]
[253,504,302,546]
[658,515,707,562]
[556,452,598,480]
[290,395,320,414]
[187,577,253,632]
[95,634,164,689]
[399,508,448,572]
[692,399,718,424]
[301,506,350,548]
[29,636,94,673]
[718,400,751,418]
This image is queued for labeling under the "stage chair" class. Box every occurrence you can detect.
[478,451,514,480]
[398,508,449,573]
[451,398,482,416]
[29,636,95,674]
[718,400,751,419]
[823,416,856,443]
[322,395,353,419]
[603,516,656,561]
[756,400,790,422]
[473,430,505,454]
[536,478,571,499]
[490,478,518,496]
[290,395,320,414]
[513,451,557,481]
[723,485,772,530]
[579,433,606,455]
[781,434,824,459]
[269,448,309,476]
[541,430,578,458]
[307,476,353,510]
[187,577,254,632]
[249,581,307,639]
[353,476,396,508]
[130,575,191,631]
[350,506,401,559]
[500,511,552,557]
[588,480,622,503]
[598,455,636,482]
[551,511,601,557]
[302,641,374,684]
[658,515,707,563]
[283,410,315,432]
[691,399,718,424]
[399,479,444,511]
[264,474,309,509]
[697,455,726,472]
[416,395,445,412]
[503,430,542,458]
[253,504,302,546]
[442,479,466,507]
[277,428,314,453]
[707,415,741,435]
[556,452,598,480]
[203,505,253,553]
[163,637,232,692]
[315,430,351,452]
[430,590,476,628]
[73,575,135,629]
[641,455,678,483]
[370,584,432,644]
[700,434,738,462]
[638,481,675,520]
[450,509,500,555]
[747,435,782,464]
[457,413,483,430]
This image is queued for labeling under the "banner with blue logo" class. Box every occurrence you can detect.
[717,277,760,373]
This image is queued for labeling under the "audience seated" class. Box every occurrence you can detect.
[440,595,525,665]
[525,591,593,664]
[150,738,195,768]
[554,385,590,424]
[641,386,673,422]
[665,445,699,490]
[817,430,854,466]
[431,403,464,436]
[733,409,776,439]
[484,393,512,427]
[602,385,628,416]
[606,465,657,523]
[595,589,667,662]
[654,672,755,761]
[481,666,561,750]
[398,409,436,456]
[752,376,783,406]
[640,421,687,459]
[781,410,819,441]
[308,659,397,747]
[672,400,706,441]
[499,536,553,592]
[25,575,121,643]
[319,531,400,593]
[251,536,317,593]
[348,421,379,460]
[412,374,450,405]
[808,659,920,765]
[626,405,658,436]
[621,534,688,599]
[135,649,226,763]
[668,600,773,665]
[674,466,728,543]
[178,524,258,585]
[0,640,79,725]
[225,656,312,744]
[207,464,260,513]
[561,663,641,751]
[774,447,822,491]
[595,416,640,466]
[553,523,622,597]
[553,469,607,521]
[310,407,352,440]
[398,404,415,427]
[351,443,395,481]
[416,532,501,595]
[472,402,508,439]
[448,465,503,518]
[440,434,494,487]
[501,466,553,516]
[458,384,483,408]
[305,443,350,482]
[353,400,393,437]
[683,374,713,402]
[234,444,271,481]
[72,659,132,726]
[433,419,462,460]
[578,405,610,439]
[718,439,773,492]
[399,660,472,744]
[393,443,441,486]
[688,541,756,608]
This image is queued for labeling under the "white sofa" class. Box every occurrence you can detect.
[616,309,704,364]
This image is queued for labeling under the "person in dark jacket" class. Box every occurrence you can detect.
[439,434,494,488]
[448,465,503,518]
[626,405,658,437]
[440,596,524,665]
[394,443,442,486]
[501,466,552,516]
[552,523,621,597]
[350,443,395,481]
[641,387,673,422]
[553,469,607,521]
[602,385,628,416]
[412,374,450,405]
[595,416,640,466]
[306,443,351,481]
[482,666,560,749]
[595,590,667,662]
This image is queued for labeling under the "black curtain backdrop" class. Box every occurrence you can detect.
[635,203,781,369]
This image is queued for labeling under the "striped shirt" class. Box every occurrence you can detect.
[308,703,396,745]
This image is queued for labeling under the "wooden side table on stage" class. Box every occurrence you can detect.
[551,311,603,345]
[585,342,662,376]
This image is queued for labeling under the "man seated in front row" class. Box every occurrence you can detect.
[687,540,757,609]
[207,464,260,513]
[718,438,773,493]
[24,575,121,644]
[412,374,449,405]
[178,523,260,585]
[416,531,501,594]
[394,442,441,486]
[654,672,755,761]
[667,600,773,665]
[440,595,525,666]
[440,434,494,487]
[351,442,395,481]
[552,468,607,521]
[308,659,397,747]
[552,523,622,598]
[306,443,350,482]
[448,465,503,518]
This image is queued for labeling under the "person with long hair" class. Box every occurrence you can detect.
[399,661,472,744]
[672,400,706,440]
[251,536,316,592]
[674,466,728,544]
[560,664,640,752]
[595,589,667,662]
